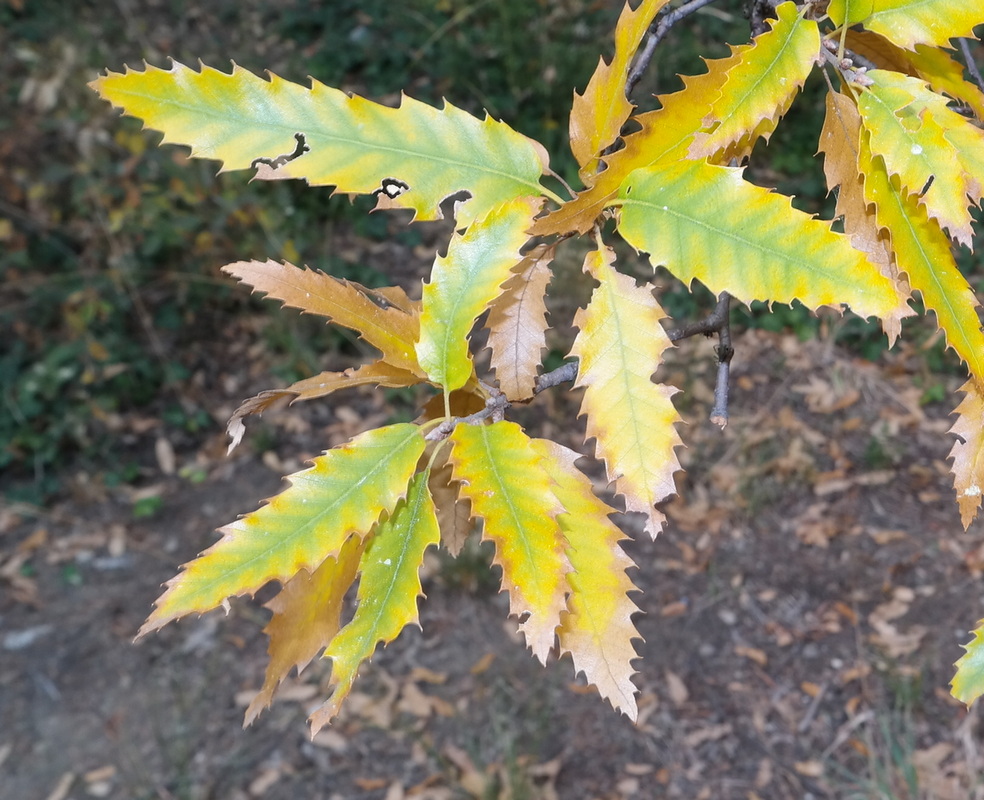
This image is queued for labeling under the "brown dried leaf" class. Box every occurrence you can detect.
[485,243,554,401]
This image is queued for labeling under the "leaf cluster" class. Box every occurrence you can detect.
[90,0,984,730]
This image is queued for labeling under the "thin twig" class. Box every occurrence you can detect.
[534,293,734,426]
[710,293,733,428]
[960,38,984,92]
[626,0,722,99]
[424,392,510,441]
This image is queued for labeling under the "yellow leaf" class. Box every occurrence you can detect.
[139,423,426,633]
[90,61,551,226]
[244,534,365,727]
[532,45,739,236]
[416,197,540,393]
[949,380,984,528]
[860,135,984,381]
[449,421,570,662]
[689,2,820,161]
[570,0,670,177]
[532,439,641,719]
[616,159,906,322]
[485,243,555,401]
[310,470,440,732]
[570,248,682,539]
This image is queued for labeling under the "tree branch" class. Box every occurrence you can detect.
[959,38,984,93]
[626,0,722,99]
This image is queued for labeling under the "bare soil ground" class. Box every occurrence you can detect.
[4,326,984,800]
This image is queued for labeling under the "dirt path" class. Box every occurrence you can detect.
[3,331,983,800]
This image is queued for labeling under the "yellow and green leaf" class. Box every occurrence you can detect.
[449,421,570,662]
[139,423,426,633]
[858,70,978,245]
[615,159,905,322]
[570,247,682,539]
[689,2,820,161]
[829,0,984,51]
[245,533,365,727]
[485,243,555,401]
[570,0,670,177]
[953,619,984,706]
[310,470,440,732]
[90,61,550,226]
[860,137,984,381]
[532,439,641,718]
[416,197,540,394]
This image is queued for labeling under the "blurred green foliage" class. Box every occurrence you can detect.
[4,0,970,503]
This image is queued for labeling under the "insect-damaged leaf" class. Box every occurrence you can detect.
[90,61,549,226]
[615,159,905,323]
[570,248,682,539]
[416,197,540,394]
[310,470,440,733]
[449,421,570,663]
[139,424,426,634]
[532,439,642,719]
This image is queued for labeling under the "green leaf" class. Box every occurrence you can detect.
[828,0,876,29]
[416,197,540,393]
[140,423,427,633]
[615,159,905,322]
[858,70,978,246]
[953,619,984,706]
[450,421,570,662]
[310,470,440,732]
[90,61,551,226]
